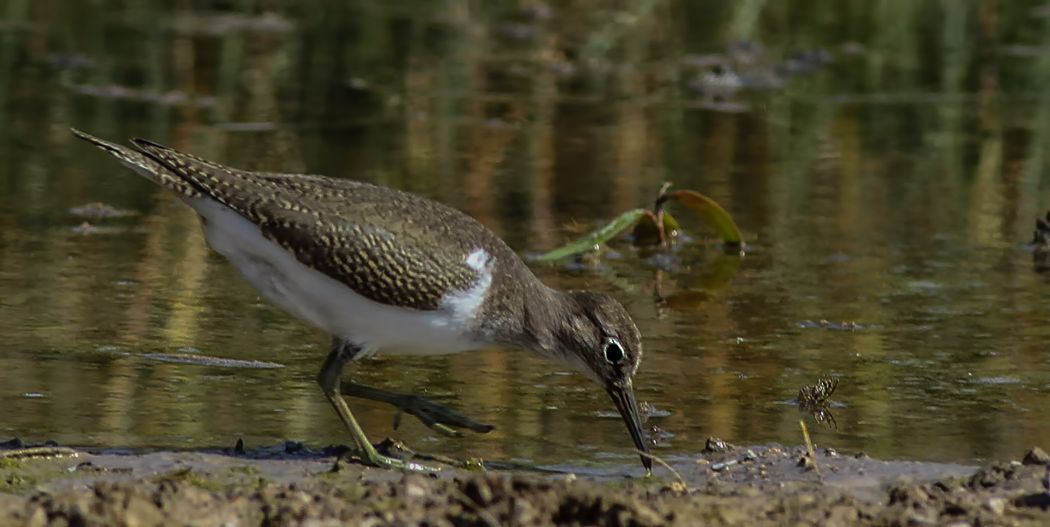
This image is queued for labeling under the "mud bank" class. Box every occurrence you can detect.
[1,439,1048,526]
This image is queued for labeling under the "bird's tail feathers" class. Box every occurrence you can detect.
[69,128,200,198]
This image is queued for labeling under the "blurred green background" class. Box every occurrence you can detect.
[1,0,1049,468]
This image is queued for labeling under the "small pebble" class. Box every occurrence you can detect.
[703,437,733,453]
[984,497,1006,515]
[797,455,815,470]
[1022,446,1050,466]
[711,459,738,472]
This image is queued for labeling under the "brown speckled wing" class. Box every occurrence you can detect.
[129,139,496,311]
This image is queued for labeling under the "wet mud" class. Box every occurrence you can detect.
[1,439,1048,526]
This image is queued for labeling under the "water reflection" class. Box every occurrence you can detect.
[1,1,1049,466]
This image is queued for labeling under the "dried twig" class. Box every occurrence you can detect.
[637,449,689,491]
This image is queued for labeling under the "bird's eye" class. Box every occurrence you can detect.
[603,338,625,364]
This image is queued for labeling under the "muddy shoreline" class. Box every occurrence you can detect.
[2,439,1049,526]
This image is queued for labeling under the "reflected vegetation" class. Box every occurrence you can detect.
[1,1,1050,467]
[533,183,743,262]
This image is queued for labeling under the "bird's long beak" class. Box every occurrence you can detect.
[606,382,651,473]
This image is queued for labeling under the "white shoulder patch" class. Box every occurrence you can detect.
[439,248,493,324]
[465,248,490,271]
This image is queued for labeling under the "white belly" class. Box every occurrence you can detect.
[188,198,489,357]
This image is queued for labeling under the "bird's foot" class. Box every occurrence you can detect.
[364,452,437,472]
[374,437,484,470]
[336,439,441,473]
[391,394,495,437]
[339,381,495,437]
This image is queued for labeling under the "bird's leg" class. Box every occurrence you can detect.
[339,381,495,436]
[317,339,437,472]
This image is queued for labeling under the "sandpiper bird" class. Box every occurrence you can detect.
[71,128,650,472]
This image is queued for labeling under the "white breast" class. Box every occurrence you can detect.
[188,198,493,357]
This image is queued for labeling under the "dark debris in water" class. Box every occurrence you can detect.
[1032,211,1050,246]
[69,83,218,108]
[796,319,863,331]
[0,438,24,450]
[232,438,246,456]
[70,222,109,235]
[1032,210,1050,273]
[128,352,284,369]
[681,41,849,111]
[216,439,324,460]
[69,202,136,220]
[42,53,92,71]
[797,377,840,430]
[169,12,294,35]
[639,401,672,420]
[69,202,138,235]
[647,425,674,447]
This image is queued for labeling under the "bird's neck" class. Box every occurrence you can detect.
[470,260,580,362]
[514,284,581,362]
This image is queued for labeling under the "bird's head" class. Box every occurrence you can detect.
[548,290,650,473]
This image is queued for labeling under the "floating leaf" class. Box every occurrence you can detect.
[662,210,681,237]
[658,190,743,246]
[633,209,685,247]
[535,208,648,261]
[631,210,663,246]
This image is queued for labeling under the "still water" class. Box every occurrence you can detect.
[1,1,1049,468]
